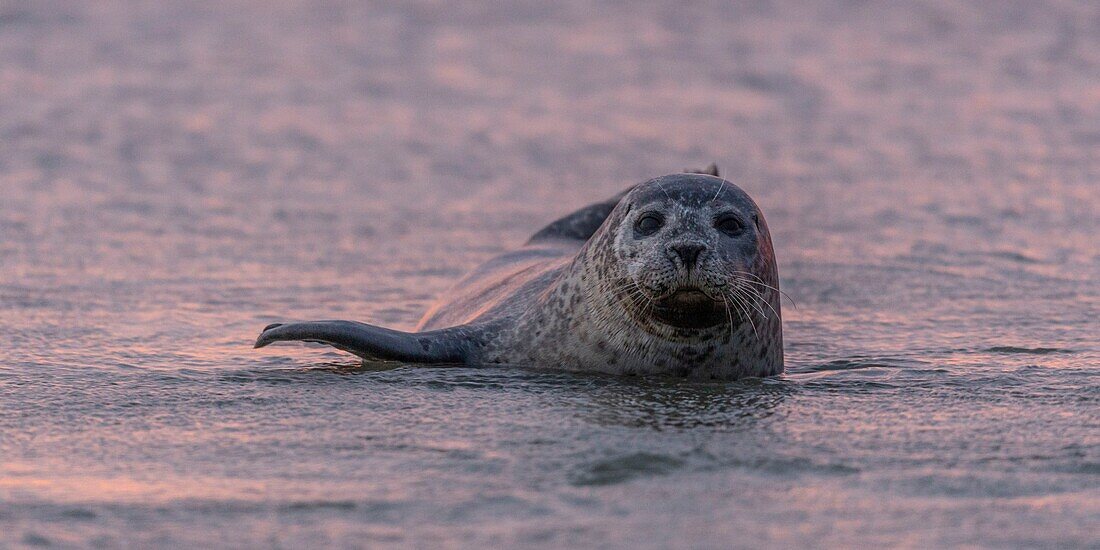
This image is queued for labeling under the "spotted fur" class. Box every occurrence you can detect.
[256,172,783,380]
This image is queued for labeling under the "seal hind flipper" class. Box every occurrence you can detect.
[685,163,719,177]
[527,189,631,243]
[527,164,720,244]
[254,320,475,364]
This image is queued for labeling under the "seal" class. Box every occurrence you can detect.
[255,166,784,380]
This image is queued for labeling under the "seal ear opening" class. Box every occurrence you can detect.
[255,320,473,365]
[685,163,719,177]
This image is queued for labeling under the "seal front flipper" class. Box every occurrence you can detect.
[254,320,476,364]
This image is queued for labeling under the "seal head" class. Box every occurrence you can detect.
[612,175,773,333]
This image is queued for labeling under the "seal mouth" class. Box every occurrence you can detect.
[651,287,728,329]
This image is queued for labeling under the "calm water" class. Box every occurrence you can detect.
[2,1,1098,548]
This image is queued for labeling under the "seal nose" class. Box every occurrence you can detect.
[670,243,706,269]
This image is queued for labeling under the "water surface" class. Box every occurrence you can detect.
[1,1,1098,547]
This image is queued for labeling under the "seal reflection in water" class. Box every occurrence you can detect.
[256,166,783,380]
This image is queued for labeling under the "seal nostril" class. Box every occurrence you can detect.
[670,244,706,269]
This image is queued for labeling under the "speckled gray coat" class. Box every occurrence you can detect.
[257,173,783,380]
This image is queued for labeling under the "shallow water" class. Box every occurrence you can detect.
[1,0,1098,547]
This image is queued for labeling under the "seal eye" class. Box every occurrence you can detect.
[715,215,744,236]
[634,213,664,236]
